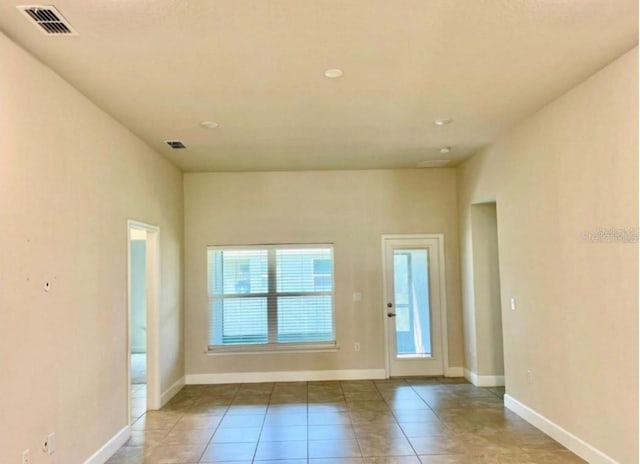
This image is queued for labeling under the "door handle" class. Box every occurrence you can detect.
[386,302,395,317]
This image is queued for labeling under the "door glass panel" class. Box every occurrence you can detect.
[393,249,432,358]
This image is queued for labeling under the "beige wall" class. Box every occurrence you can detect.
[184,169,463,377]
[458,47,638,463]
[0,33,184,463]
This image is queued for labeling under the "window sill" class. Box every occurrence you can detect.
[205,343,339,356]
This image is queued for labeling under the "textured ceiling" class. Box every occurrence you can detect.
[0,1,637,172]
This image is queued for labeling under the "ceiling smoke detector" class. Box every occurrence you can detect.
[17,5,78,35]
[165,140,187,149]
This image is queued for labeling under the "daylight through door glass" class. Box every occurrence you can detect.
[393,249,432,357]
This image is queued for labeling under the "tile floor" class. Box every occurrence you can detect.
[131,383,147,423]
[131,353,147,385]
[109,378,586,464]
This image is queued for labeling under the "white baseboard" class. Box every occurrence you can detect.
[186,369,387,385]
[445,366,464,377]
[464,368,476,384]
[464,369,505,387]
[83,425,130,464]
[160,376,185,407]
[504,394,619,464]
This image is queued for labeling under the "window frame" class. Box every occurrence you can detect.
[206,243,337,353]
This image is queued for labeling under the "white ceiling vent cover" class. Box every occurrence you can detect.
[416,160,450,168]
[17,5,78,35]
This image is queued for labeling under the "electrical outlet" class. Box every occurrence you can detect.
[527,369,533,384]
[22,449,31,464]
[354,342,360,352]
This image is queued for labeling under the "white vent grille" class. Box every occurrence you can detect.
[416,160,450,168]
[17,5,78,35]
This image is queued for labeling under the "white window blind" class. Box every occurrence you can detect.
[207,244,335,351]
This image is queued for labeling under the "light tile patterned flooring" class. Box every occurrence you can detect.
[110,378,586,463]
[131,383,148,423]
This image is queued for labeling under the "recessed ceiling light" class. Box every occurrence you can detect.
[324,68,343,79]
[439,146,452,154]
[200,121,219,129]
[434,119,453,126]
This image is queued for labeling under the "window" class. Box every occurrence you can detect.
[312,258,332,291]
[207,244,335,351]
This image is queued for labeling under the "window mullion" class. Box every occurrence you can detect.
[212,251,224,345]
[267,248,277,343]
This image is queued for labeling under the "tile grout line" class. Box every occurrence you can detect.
[341,380,364,461]
[196,385,228,464]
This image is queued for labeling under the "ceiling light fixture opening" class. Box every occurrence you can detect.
[200,121,219,129]
[439,146,452,154]
[324,68,344,79]
[434,119,453,126]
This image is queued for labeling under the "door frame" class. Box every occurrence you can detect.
[127,219,161,420]
[381,234,449,378]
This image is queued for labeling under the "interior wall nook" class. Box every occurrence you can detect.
[464,202,504,387]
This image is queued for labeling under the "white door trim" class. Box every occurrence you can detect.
[127,220,161,420]
[381,234,449,378]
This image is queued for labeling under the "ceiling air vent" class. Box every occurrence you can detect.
[17,5,78,35]
[165,140,187,149]
[416,160,450,168]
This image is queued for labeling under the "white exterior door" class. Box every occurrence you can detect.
[383,235,446,377]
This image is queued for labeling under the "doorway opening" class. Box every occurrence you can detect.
[382,234,449,377]
[129,227,147,422]
[127,220,160,424]
[469,202,505,389]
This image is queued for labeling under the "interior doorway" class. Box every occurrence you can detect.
[129,228,147,422]
[382,234,448,377]
[127,220,160,423]
[469,202,505,387]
